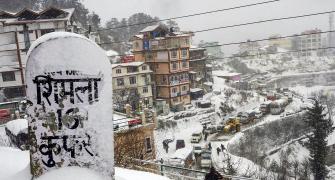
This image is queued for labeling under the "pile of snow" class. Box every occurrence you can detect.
[0,147,170,180]
[115,167,170,180]
[0,147,29,180]
[5,119,28,135]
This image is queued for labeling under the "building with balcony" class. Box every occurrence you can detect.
[0,7,82,101]
[189,47,213,94]
[299,29,322,56]
[112,62,153,112]
[132,24,192,111]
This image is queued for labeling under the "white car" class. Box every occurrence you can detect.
[191,132,202,143]
[200,150,212,168]
[193,145,202,155]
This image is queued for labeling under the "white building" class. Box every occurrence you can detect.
[0,7,81,101]
[300,29,322,56]
[111,62,154,112]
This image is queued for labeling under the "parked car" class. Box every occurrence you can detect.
[205,126,217,134]
[216,124,225,133]
[254,110,263,119]
[239,113,249,124]
[200,150,212,168]
[193,144,203,155]
[191,132,202,143]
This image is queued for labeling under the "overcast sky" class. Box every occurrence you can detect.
[83,0,335,54]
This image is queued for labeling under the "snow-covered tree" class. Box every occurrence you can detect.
[305,99,333,180]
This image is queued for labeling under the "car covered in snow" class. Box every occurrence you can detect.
[205,125,217,134]
[200,150,212,168]
[193,144,203,155]
[254,110,263,119]
[191,132,202,143]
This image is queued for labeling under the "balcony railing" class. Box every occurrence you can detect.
[171,92,180,97]
[181,91,189,95]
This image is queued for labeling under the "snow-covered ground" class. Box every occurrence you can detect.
[0,146,170,180]
[242,56,335,76]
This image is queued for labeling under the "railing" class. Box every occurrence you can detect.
[171,92,180,97]
[181,91,189,95]
[127,158,255,180]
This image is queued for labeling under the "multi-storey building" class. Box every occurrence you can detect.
[132,24,192,111]
[189,47,213,93]
[238,40,260,57]
[268,34,292,50]
[0,7,81,101]
[112,62,153,112]
[198,41,224,58]
[300,29,322,56]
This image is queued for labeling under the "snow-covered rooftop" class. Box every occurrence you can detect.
[5,119,28,136]
[213,70,241,77]
[0,66,19,73]
[190,88,203,93]
[139,24,162,33]
[106,50,119,57]
[111,62,144,68]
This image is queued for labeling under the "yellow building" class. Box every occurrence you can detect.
[132,24,192,111]
[112,62,153,112]
[268,34,292,50]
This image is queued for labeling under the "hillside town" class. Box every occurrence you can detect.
[0,0,335,180]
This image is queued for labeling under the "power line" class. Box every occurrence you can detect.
[95,0,280,32]
[194,10,334,33]
[102,30,335,57]
[1,31,333,63]
[204,46,335,62]
[0,10,333,48]
[97,10,334,47]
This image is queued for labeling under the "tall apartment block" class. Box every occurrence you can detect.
[132,24,192,111]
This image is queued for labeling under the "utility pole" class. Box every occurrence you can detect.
[14,31,26,96]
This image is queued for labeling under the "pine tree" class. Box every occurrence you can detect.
[305,99,333,180]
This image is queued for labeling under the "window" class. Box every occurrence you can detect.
[182,86,187,91]
[170,50,178,59]
[182,61,187,68]
[129,76,136,84]
[172,62,177,70]
[143,86,148,93]
[185,38,189,46]
[142,65,147,71]
[181,49,187,58]
[134,42,139,49]
[2,72,15,82]
[116,69,121,74]
[145,137,152,153]
[127,67,138,73]
[116,78,124,86]
[144,98,149,106]
[172,88,177,93]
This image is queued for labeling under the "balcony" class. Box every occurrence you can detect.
[171,92,180,97]
[181,91,189,95]
[180,79,189,83]
[170,80,180,86]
